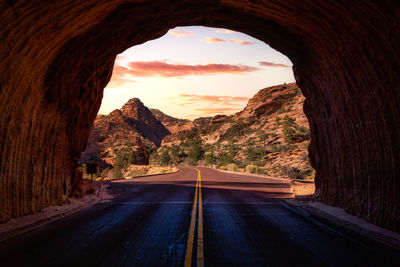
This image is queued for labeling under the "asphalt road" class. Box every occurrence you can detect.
[0,167,399,267]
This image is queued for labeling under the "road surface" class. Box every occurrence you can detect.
[0,167,399,266]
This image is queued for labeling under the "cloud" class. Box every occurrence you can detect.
[117,61,259,77]
[259,61,290,68]
[173,94,248,108]
[205,37,226,43]
[216,29,237,34]
[170,94,249,116]
[230,39,254,45]
[107,78,137,87]
[193,107,242,115]
[106,65,137,87]
[168,30,195,37]
[176,94,249,105]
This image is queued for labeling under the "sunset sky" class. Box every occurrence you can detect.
[99,26,295,119]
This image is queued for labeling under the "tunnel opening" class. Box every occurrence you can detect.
[0,1,399,232]
[79,26,314,197]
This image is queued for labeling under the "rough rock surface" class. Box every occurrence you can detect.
[160,83,312,177]
[0,1,399,231]
[81,98,169,166]
[150,108,192,134]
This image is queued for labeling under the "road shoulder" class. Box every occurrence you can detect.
[0,182,112,242]
[285,199,400,251]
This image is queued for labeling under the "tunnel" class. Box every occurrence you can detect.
[0,0,399,232]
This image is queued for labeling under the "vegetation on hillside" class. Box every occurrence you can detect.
[150,83,314,179]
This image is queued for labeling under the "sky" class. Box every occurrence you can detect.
[99,26,295,119]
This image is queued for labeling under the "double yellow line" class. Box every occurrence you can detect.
[184,168,204,267]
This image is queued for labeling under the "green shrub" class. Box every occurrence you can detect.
[160,150,171,166]
[245,164,258,173]
[218,165,228,171]
[112,166,123,178]
[227,163,239,171]
[282,165,301,179]
[205,152,217,166]
[258,132,269,141]
[258,169,269,175]
[188,135,204,165]
[282,115,296,143]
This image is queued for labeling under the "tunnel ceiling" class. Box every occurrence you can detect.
[0,1,399,231]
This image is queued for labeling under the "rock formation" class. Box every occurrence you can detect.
[0,1,399,231]
[81,98,169,167]
[150,109,192,134]
[158,83,312,178]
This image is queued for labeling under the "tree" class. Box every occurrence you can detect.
[170,145,180,165]
[149,150,159,165]
[128,150,136,164]
[160,150,171,166]
[115,151,129,170]
[188,135,204,165]
[112,166,123,178]
[282,115,296,143]
[205,151,217,166]
[245,145,266,166]
[219,151,234,166]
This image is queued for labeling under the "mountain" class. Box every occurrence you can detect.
[152,83,313,179]
[149,108,192,134]
[81,98,170,168]
[81,83,312,179]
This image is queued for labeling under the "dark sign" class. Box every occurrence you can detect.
[86,163,97,174]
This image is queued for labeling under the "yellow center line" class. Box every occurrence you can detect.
[196,169,204,267]
[184,168,204,267]
[184,170,199,267]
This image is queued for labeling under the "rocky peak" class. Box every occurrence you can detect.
[236,83,299,120]
[150,108,193,134]
[121,98,151,120]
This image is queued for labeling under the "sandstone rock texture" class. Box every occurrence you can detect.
[81,98,169,167]
[150,108,192,134]
[158,83,312,177]
[0,1,399,231]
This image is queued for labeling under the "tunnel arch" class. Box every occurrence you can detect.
[0,1,399,231]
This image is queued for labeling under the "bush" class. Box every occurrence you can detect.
[188,136,204,165]
[245,164,258,173]
[282,115,296,143]
[112,166,123,178]
[160,150,171,166]
[245,145,266,165]
[218,165,228,171]
[227,163,239,172]
[258,132,269,141]
[282,166,301,179]
[205,152,217,166]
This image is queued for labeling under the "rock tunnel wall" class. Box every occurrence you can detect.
[0,1,399,231]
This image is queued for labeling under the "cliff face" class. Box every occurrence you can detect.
[0,1,399,231]
[150,109,192,134]
[159,83,311,178]
[81,98,169,166]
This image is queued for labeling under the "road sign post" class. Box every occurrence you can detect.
[86,163,97,182]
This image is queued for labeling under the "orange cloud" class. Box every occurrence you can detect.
[216,29,237,34]
[168,30,195,37]
[194,107,242,115]
[205,37,226,43]
[107,65,137,87]
[230,39,254,45]
[259,61,290,68]
[173,94,248,109]
[118,61,259,77]
[169,94,249,117]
